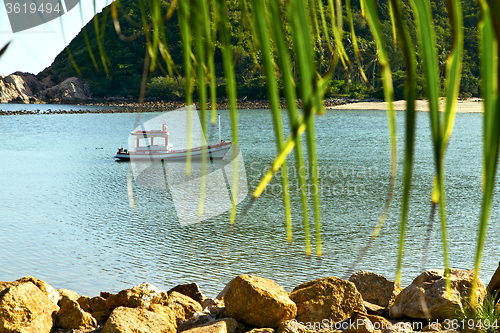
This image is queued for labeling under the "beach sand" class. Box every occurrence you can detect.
[328,98,484,113]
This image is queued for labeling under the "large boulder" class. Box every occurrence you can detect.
[348,271,403,307]
[15,276,59,305]
[106,282,162,310]
[223,275,297,328]
[56,296,97,330]
[289,276,366,323]
[102,306,177,333]
[0,281,59,333]
[78,295,112,323]
[168,283,206,306]
[389,269,486,320]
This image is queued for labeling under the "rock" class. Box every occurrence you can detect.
[178,298,228,331]
[363,301,388,317]
[169,283,206,306]
[216,280,233,300]
[348,271,403,307]
[106,282,162,310]
[381,322,413,333]
[0,282,13,293]
[247,329,275,333]
[15,276,59,305]
[422,323,443,331]
[363,314,391,331]
[181,318,238,333]
[177,308,217,331]
[236,322,247,333]
[344,316,376,333]
[0,72,45,103]
[58,288,80,303]
[202,298,225,318]
[56,296,97,330]
[289,276,365,323]
[78,295,112,323]
[0,281,59,333]
[163,291,203,323]
[37,77,91,102]
[102,306,176,333]
[347,311,392,332]
[276,320,316,333]
[148,304,177,326]
[223,275,297,328]
[101,291,112,299]
[389,269,486,320]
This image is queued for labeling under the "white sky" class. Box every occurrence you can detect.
[0,1,110,76]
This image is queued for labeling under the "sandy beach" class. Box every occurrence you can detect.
[328,98,484,113]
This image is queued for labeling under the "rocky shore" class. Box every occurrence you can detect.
[0,98,353,115]
[0,269,489,333]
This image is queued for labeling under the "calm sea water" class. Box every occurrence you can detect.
[1,108,499,297]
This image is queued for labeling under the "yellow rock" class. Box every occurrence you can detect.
[223,275,297,328]
[102,306,176,333]
[0,281,59,333]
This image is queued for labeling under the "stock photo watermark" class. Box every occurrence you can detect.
[291,318,500,332]
[3,0,79,33]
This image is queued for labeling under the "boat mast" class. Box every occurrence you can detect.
[218,113,221,142]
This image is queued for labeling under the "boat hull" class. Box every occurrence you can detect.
[115,142,232,161]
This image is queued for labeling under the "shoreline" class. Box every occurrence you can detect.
[0,99,348,115]
[0,269,488,333]
[327,98,484,112]
[0,98,485,115]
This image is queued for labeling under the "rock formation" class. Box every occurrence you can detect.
[56,296,97,331]
[0,280,59,333]
[102,306,177,333]
[0,72,90,103]
[168,282,206,306]
[348,271,403,307]
[289,276,366,323]
[389,269,486,320]
[0,72,45,103]
[222,275,297,328]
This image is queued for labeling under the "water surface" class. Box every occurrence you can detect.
[0,109,498,297]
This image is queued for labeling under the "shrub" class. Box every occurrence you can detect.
[147,76,186,100]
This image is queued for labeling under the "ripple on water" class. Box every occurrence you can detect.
[1,110,499,297]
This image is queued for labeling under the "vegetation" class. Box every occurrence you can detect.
[455,292,500,333]
[38,0,481,100]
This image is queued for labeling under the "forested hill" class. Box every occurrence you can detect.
[37,0,481,100]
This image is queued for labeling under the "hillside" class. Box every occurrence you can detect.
[36,0,481,100]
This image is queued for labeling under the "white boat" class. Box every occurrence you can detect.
[115,114,232,161]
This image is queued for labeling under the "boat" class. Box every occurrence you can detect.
[115,114,232,161]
